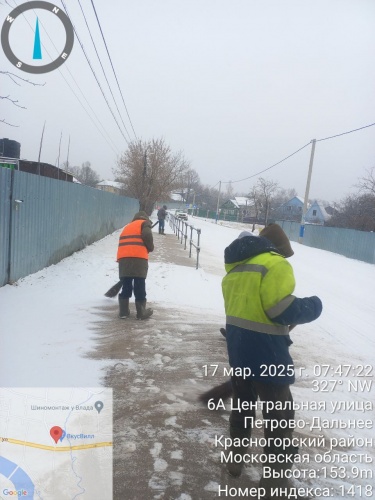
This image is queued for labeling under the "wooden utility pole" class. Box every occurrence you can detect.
[65,135,70,180]
[215,181,221,223]
[37,121,46,175]
[57,131,62,180]
[299,139,316,243]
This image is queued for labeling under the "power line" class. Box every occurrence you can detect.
[90,0,138,142]
[219,120,375,186]
[76,0,133,143]
[5,0,120,156]
[60,0,130,145]
[221,142,311,185]
[56,69,121,156]
[316,122,375,142]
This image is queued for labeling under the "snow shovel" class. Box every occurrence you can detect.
[198,325,296,404]
[104,221,160,298]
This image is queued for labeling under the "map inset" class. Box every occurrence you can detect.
[0,388,112,499]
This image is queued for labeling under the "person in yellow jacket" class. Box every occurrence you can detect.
[222,224,322,485]
[117,211,154,319]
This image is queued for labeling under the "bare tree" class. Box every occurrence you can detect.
[325,166,375,231]
[114,138,189,214]
[198,185,221,212]
[326,193,375,231]
[225,181,234,200]
[248,185,262,231]
[356,167,375,196]
[256,177,279,226]
[0,71,45,127]
[68,161,101,187]
[179,168,201,204]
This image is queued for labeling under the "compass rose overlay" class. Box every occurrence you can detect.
[1,1,74,74]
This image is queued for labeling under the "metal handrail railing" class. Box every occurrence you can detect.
[168,213,201,269]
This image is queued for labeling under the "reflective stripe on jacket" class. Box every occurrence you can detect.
[222,251,296,335]
[117,220,148,261]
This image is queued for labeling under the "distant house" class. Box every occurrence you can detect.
[220,197,255,220]
[96,180,124,195]
[170,192,185,203]
[304,200,331,225]
[273,196,304,221]
[154,192,189,212]
[163,192,186,210]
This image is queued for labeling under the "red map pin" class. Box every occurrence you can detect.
[50,426,63,444]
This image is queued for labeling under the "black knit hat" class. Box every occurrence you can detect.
[259,224,294,257]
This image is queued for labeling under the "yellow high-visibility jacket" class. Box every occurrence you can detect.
[222,251,295,336]
[222,234,322,384]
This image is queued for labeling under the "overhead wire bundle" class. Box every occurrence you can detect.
[3,0,138,157]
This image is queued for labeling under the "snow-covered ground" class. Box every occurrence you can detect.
[1,214,374,497]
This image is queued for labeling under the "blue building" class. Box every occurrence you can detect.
[304,200,331,225]
[274,196,304,221]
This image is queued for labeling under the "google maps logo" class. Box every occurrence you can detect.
[2,489,28,496]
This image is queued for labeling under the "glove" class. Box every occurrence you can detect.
[310,295,323,319]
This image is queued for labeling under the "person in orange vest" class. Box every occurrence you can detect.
[117,211,154,319]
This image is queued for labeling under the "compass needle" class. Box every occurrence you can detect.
[2,1,74,74]
[33,17,42,60]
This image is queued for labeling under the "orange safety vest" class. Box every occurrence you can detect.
[117,220,149,261]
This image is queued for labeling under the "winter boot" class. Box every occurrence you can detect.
[226,443,249,477]
[226,426,250,477]
[161,228,165,235]
[118,297,130,318]
[135,300,153,320]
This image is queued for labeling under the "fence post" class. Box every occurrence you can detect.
[189,226,193,258]
[196,229,201,269]
[6,169,15,284]
[184,223,187,249]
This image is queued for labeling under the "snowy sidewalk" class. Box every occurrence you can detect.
[86,228,242,499]
[0,220,235,498]
[1,216,374,498]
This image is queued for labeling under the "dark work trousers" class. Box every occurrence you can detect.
[119,277,146,301]
[229,376,295,445]
[158,219,165,232]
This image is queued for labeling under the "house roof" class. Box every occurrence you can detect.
[170,193,184,201]
[279,196,304,207]
[221,197,254,209]
[306,200,331,221]
[96,180,123,189]
[234,196,252,207]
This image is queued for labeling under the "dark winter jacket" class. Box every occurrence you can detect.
[118,212,154,279]
[222,234,322,385]
[157,207,167,220]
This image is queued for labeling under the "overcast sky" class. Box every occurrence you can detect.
[1,0,375,202]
